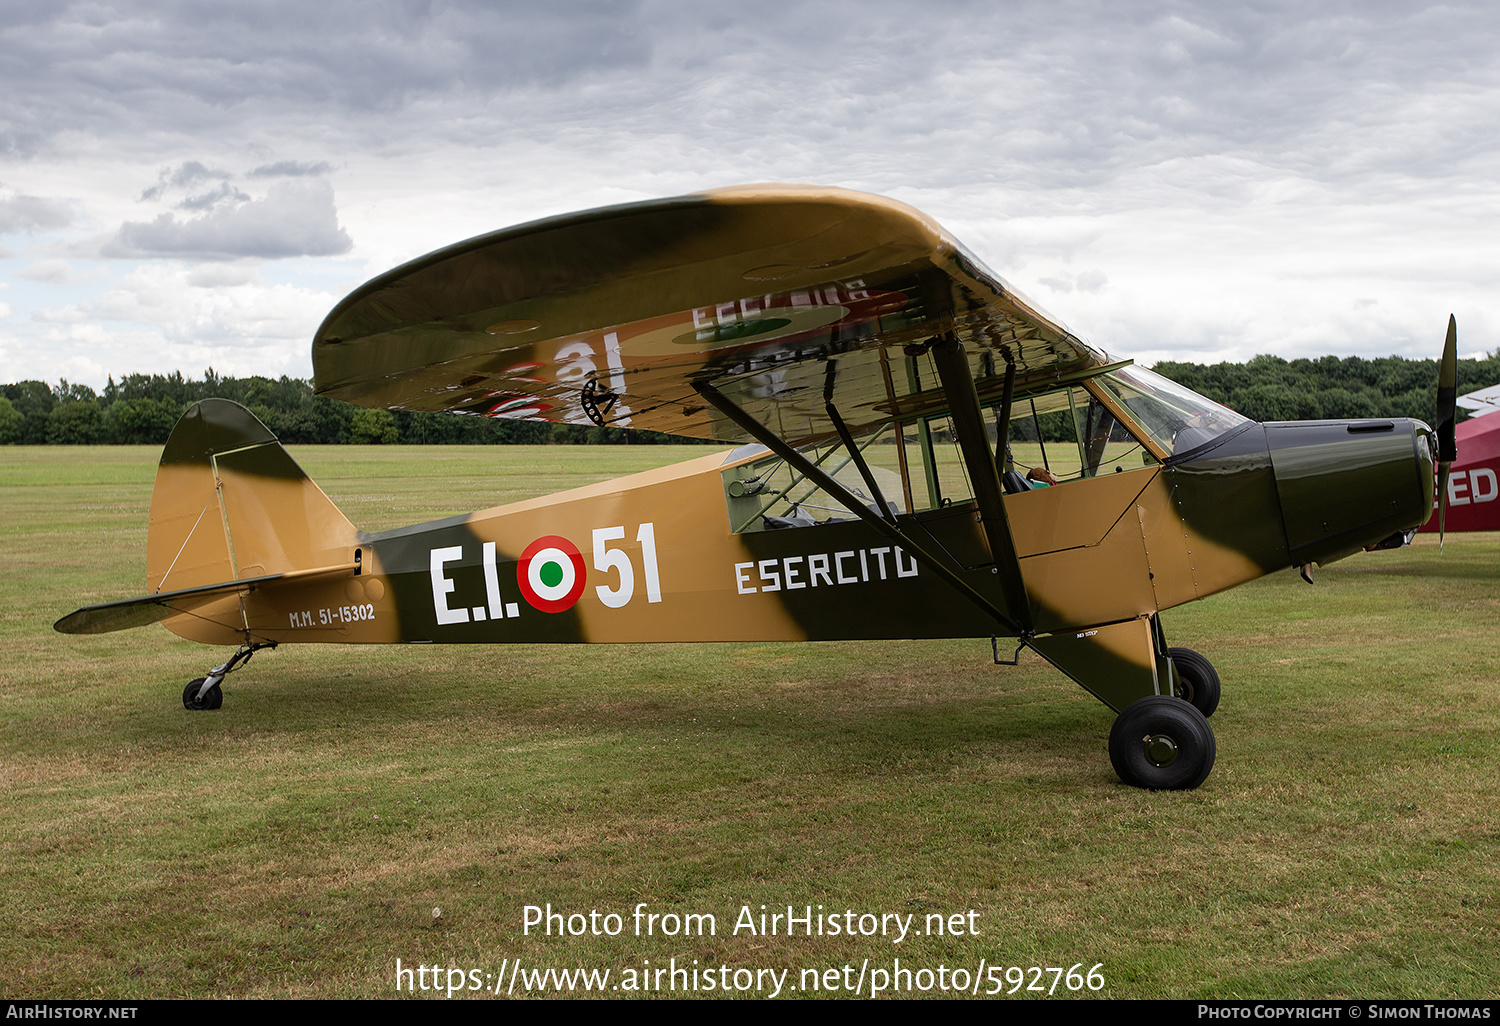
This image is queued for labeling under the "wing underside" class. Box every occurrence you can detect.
[312,185,1107,447]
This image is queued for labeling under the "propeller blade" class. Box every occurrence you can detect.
[1439,463,1450,545]
[1436,315,1458,547]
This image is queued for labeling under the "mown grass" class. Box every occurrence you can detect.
[2,445,1497,999]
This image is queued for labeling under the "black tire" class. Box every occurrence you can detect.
[182,678,223,711]
[1108,696,1216,790]
[1168,646,1220,718]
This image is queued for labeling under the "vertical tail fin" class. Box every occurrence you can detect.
[147,399,358,595]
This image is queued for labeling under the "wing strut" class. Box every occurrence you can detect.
[994,356,1016,469]
[823,360,897,526]
[927,335,1034,634]
[691,377,1025,635]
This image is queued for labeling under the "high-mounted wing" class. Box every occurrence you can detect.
[313,185,1107,446]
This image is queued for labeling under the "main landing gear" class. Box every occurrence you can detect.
[1168,647,1221,718]
[1030,619,1223,789]
[1106,648,1220,790]
[182,642,276,711]
[1108,696,1216,791]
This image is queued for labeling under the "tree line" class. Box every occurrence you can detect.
[1150,352,1500,425]
[1020,352,1498,442]
[0,371,703,446]
[2,353,1497,445]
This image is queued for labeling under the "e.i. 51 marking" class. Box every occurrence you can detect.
[430,523,662,624]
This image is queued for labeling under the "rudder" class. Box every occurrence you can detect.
[147,400,358,596]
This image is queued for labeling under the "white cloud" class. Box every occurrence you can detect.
[32,304,87,323]
[0,191,72,235]
[17,259,75,284]
[5,264,336,383]
[247,160,334,178]
[0,1,1496,388]
[138,161,234,202]
[80,265,331,339]
[103,179,352,260]
[186,263,261,288]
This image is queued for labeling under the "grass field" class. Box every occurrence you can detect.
[3,444,1497,999]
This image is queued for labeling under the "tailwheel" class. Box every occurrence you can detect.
[1109,696,1216,790]
[1167,647,1220,718]
[182,678,223,711]
[179,641,275,712]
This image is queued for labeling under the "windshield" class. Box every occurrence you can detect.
[1092,365,1249,455]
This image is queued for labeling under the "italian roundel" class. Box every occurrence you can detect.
[517,536,587,612]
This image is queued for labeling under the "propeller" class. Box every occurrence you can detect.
[1436,314,1458,547]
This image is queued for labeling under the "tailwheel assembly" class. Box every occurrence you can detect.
[181,641,275,711]
[182,678,223,710]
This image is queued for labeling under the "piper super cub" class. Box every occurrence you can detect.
[57,185,1454,790]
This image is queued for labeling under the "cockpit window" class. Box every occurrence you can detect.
[721,371,1185,534]
[1090,365,1249,455]
[723,422,907,533]
[997,385,1158,486]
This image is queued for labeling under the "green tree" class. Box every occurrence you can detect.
[45,401,106,444]
[105,398,182,444]
[1228,384,1301,422]
[348,407,399,444]
[3,381,55,443]
[53,379,97,403]
[0,397,22,443]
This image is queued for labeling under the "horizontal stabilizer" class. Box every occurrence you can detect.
[54,563,358,636]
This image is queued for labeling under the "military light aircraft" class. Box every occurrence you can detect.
[56,185,1455,791]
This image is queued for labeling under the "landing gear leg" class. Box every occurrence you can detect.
[182,641,276,711]
[1026,615,1220,789]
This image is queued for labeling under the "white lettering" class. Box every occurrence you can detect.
[733,544,918,597]
[835,550,859,584]
[1471,467,1498,503]
[554,341,597,385]
[602,331,632,426]
[482,541,507,619]
[807,552,832,586]
[429,546,469,625]
[593,526,635,608]
[636,522,662,602]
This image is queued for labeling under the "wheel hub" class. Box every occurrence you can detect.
[1142,733,1179,767]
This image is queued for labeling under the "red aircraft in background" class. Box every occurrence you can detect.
[1419,384,1500,533]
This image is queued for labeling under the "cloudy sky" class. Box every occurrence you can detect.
[1,1,1495,389]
